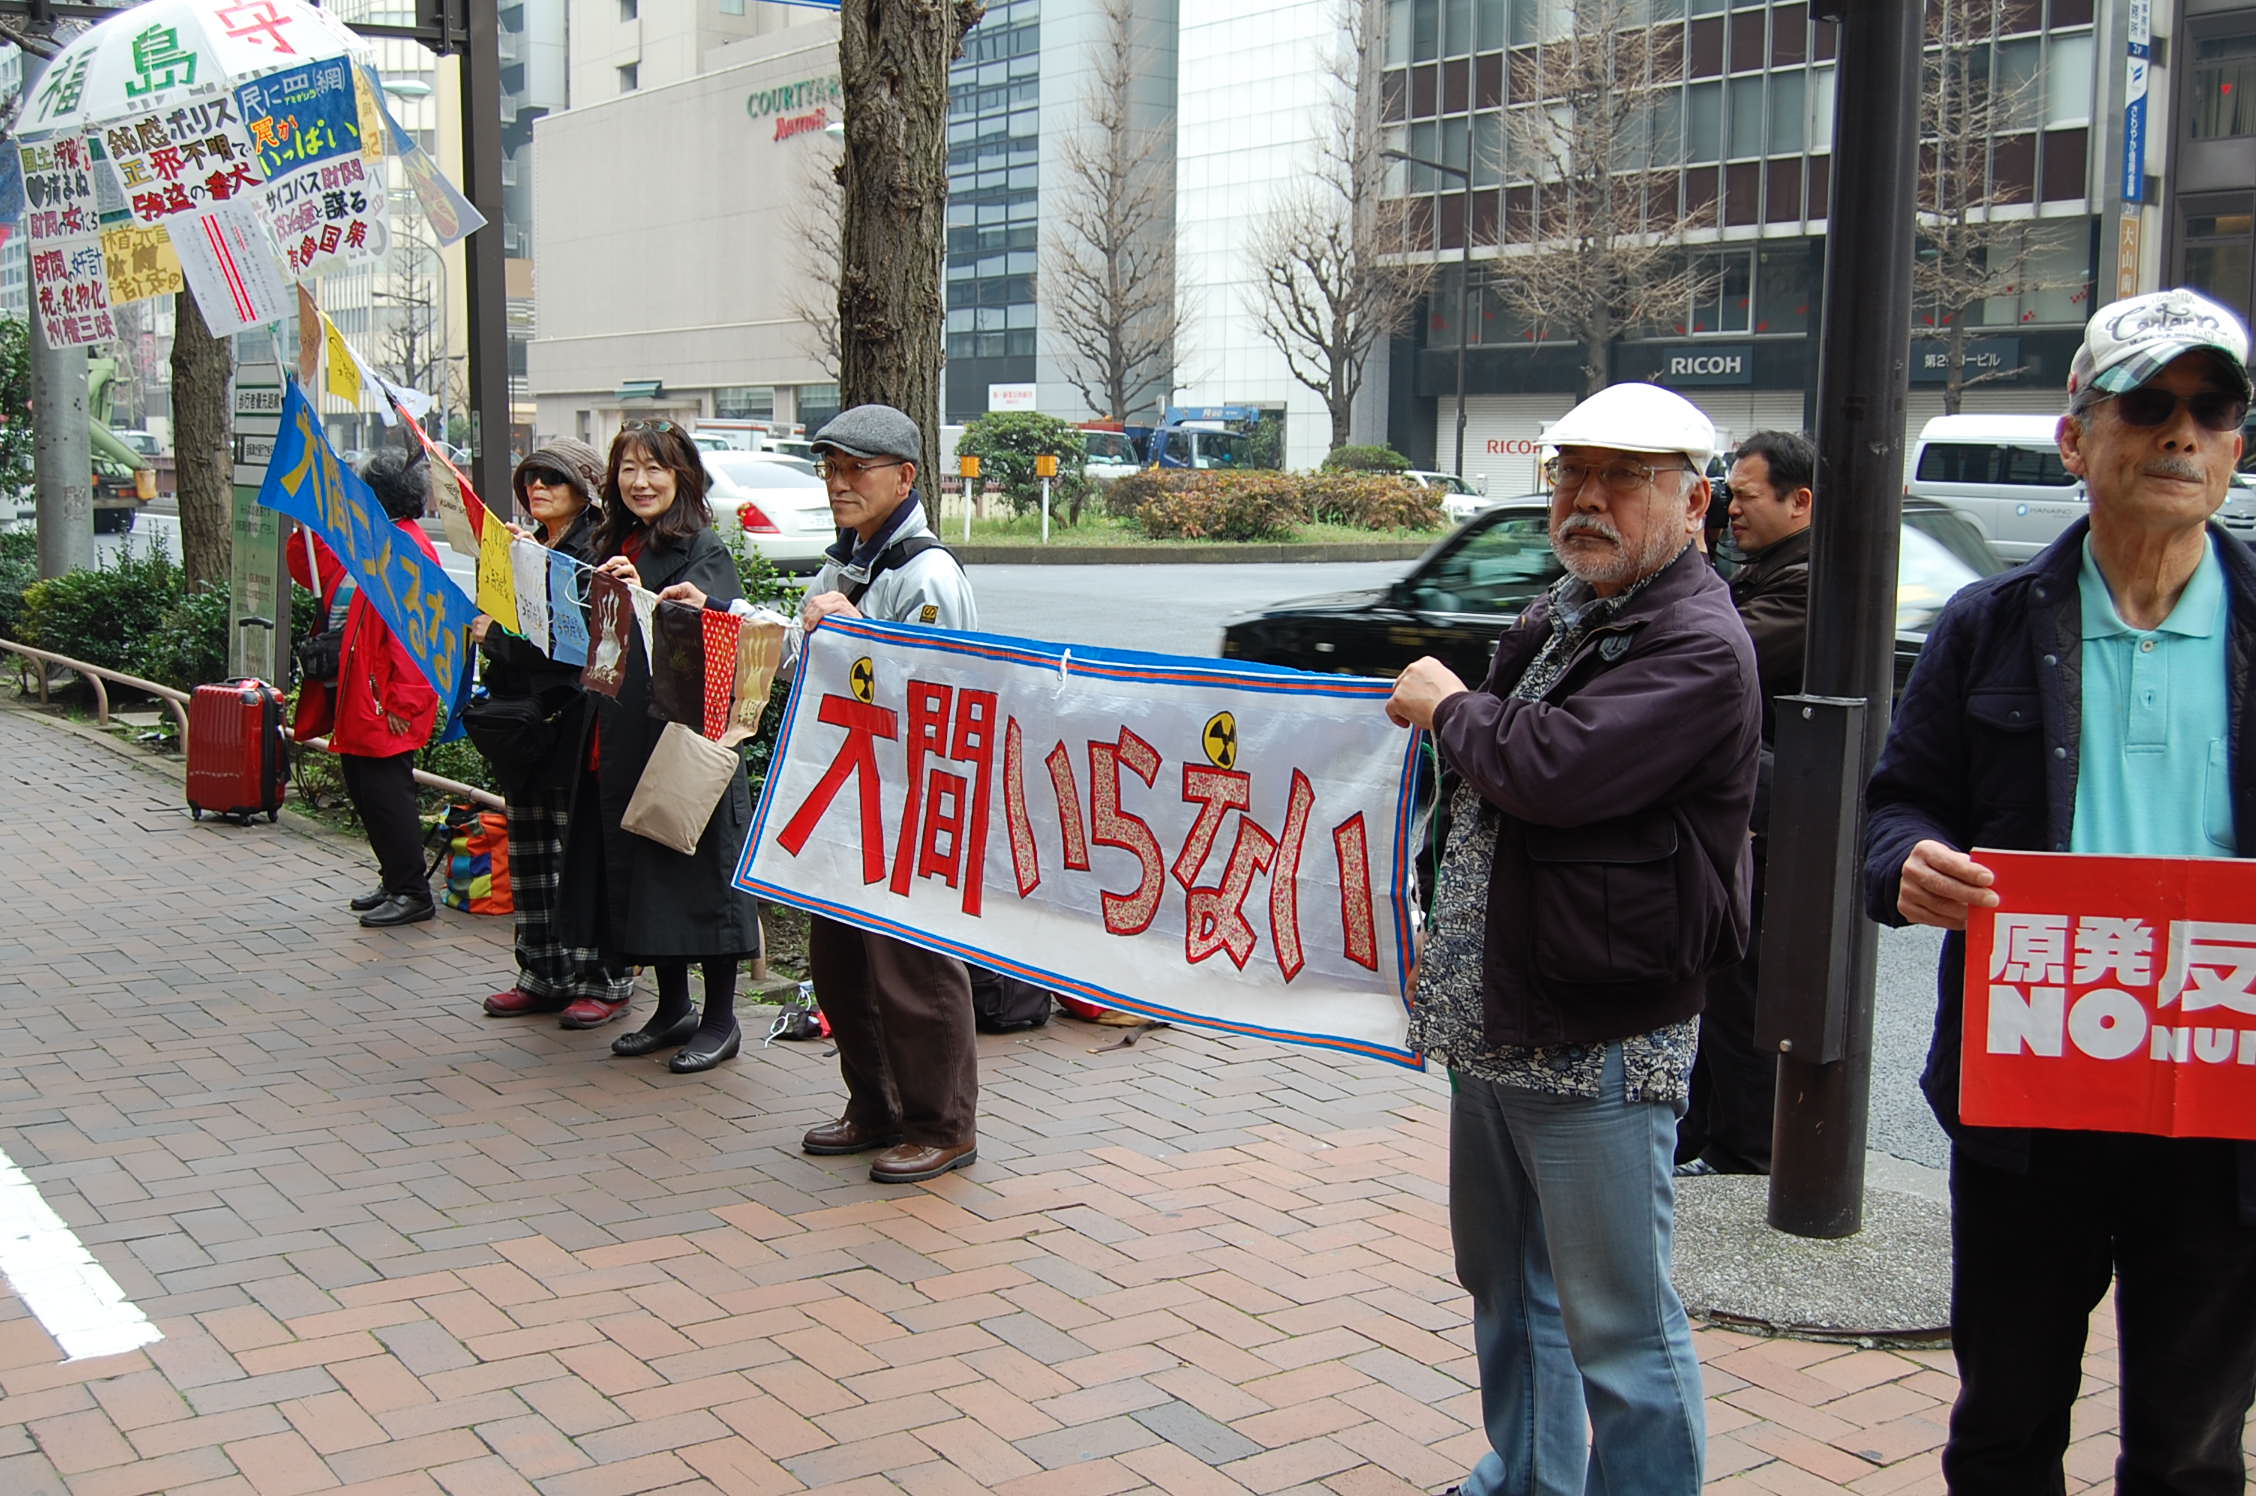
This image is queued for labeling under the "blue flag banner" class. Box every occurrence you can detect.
[258,378,477,735]
[548,547,589,666]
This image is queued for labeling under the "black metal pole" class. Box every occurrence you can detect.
[1765,0,1921,1239]
[1453,127,1470,479]
[460,0,510,511]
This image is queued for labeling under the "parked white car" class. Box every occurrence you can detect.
[1400,470,1488,523]
[703,450,836,574]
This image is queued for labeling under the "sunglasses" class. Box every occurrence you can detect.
[621,419,680,435]
[814,457,907,481]
[2097,387,2250,433]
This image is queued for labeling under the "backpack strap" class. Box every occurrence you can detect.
[844,534,954,606]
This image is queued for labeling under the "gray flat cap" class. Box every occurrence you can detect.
[811,404,922,463]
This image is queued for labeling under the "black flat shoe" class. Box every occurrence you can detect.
[348,886,388,912]
[611,1011,701,1057]
[669,1024,741,1073]
[359,893,435,927]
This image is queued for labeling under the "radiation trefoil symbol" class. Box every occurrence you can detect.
[1203,711,1238,769]
[849,656,876,704]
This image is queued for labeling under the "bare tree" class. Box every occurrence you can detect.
[783,144,844,384]
[838,0,986,484]
[171,293,233,590]
[1916,0,2060,414]
[1044,0,1180,424]
[376,243,463,436]
[1246,0,1432,452]
[1491,0,1717,398]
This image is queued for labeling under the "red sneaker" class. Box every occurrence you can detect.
[483,988,564,1017]
[559,997,630,1029]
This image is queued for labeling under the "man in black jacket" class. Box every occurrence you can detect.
[1863,287,2256,1490]
[1680,430,1815,1176]
[1388,383,1760,1494]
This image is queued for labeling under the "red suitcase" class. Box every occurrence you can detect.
[186,678,289,823]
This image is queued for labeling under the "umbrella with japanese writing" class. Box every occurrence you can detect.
[12,0,367,139]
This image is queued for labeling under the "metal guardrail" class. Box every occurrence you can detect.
[0,637,504,812]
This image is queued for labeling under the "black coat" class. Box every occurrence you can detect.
[477,508,603,795]
[1431,544,1761,1047]
[1862,518,2256,1223]
[590,526,762,961]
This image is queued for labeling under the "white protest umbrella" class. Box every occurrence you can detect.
[14,0,369,139]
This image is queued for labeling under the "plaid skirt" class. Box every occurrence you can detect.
[507,777,633,1004]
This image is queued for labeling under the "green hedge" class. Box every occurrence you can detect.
[1108,469,1444,538]
[1321,444,1411,474]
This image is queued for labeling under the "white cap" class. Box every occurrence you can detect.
[1543,383,1717,472]
[2070,288,2252,401]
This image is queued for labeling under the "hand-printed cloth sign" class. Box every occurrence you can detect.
[238,57,381,276]
[99,99,262,227]
[101,221,183,304]
[255,377,475,730]
[739,620,1424,1065]
[581,572,635,699]
[1964,849,2256,1141]
[18,135,114,349]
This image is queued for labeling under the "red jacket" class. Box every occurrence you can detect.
[287,523,440,758]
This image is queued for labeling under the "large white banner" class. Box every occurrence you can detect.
[738,620,1425,1066]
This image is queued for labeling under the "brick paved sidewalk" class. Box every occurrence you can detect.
[0,705,2177,1494]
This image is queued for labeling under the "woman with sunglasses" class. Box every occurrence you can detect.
[585,419,762,1072]
[471,440,636,1029]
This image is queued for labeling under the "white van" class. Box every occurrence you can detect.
[1908,413,2256,562]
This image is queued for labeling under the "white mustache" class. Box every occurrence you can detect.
[2144,459,2204,482]
[1556,515,1621,544]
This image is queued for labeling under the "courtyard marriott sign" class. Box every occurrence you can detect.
[748,75,843,142]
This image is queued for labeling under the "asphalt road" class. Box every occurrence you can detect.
[78,528,1951,1170]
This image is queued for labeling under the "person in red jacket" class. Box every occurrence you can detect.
[287,448,443,927]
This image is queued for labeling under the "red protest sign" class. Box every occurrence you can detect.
[1962,849,2256,1141]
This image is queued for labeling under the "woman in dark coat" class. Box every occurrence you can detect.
[473,440,636,1029]
[588,420,762,1072]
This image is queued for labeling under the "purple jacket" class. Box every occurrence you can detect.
[1432,544,1762,1047]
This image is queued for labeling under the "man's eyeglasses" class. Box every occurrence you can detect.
[2092,387,2250,433]
[815,457,907,482]
[622,419,679,435]
[1543,456,1695,496]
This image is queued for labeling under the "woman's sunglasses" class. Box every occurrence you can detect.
[2099,387,2250,433]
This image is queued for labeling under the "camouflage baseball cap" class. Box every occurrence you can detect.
[2069,288,2252,402]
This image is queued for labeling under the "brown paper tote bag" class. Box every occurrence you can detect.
[620,722,743,855]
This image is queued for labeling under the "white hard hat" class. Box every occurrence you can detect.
[1543,383,1717,472]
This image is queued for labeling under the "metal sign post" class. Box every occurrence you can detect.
[227,359,287,683]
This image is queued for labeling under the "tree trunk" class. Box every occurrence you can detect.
[838,0,983,487]
[171,294,233,591]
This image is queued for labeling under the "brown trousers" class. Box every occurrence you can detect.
[807,915,979,1148]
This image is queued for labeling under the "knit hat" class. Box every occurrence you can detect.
[513,439,609,517]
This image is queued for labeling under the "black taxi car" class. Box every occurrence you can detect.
[1218,496,2007,694]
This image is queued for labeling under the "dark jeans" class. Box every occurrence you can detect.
[339,752,427,898]
[808,915,977,1148]
[1946,1135,2256,1494]
[1680,853,1772,1172]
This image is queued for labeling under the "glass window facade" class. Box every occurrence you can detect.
[944,3,1040,368]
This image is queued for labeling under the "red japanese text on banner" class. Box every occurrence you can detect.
[736,620,1426,1066]
[1962,849,2256,1141]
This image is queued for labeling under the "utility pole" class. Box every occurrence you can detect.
[1758,0,1923,1239]
[8,21,94,579]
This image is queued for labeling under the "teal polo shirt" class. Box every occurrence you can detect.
[2071,533,2236,857]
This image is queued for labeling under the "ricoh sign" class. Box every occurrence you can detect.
[1658,345,1754,386]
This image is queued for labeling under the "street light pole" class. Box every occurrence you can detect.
[1382,142,1475,478]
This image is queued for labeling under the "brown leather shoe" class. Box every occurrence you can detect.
[801,1118,903,1156]
[868,1141,976,1184]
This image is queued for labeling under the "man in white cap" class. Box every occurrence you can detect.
[1387,383,1761,1492]
[1865,288,2256,1488]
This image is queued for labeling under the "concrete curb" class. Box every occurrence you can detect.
[954,540,1437,566]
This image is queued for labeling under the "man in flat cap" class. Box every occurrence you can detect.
[666,403,983,1184]
[1865,288,2256,1489]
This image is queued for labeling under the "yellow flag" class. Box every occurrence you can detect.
[354,66,388,160]
[476,502,521,633]
[323,314,361,405]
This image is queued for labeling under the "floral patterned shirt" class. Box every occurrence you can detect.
[1409,569,1700,1104]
